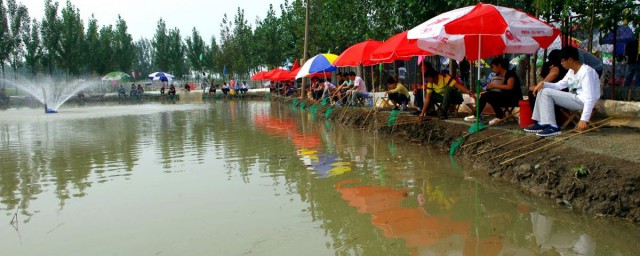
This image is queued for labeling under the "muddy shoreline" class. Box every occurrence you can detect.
[275,96,640,222]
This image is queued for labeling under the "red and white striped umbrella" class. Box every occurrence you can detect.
[407,3,558,62]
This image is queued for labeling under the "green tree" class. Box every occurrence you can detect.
[58,0,84,76]
[133,38,153,78]
[278,0,304,61]
[167,27,185,77]
[0,0,626,83]
[96,25,114,75]
[185,27,206,73]
[0,0,10,85]
[218,13,234,78]
[232,7,253,77]
[84,15,99,74]
[253,4,281,69]
[40,0,61,75]
[23,18,42,77]
[113,15,134,73]
[6,0,28,80]
[205,35,221,76]
[151,18,170,71]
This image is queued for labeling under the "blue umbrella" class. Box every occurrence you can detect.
[295,53,339,79]
[148,72,175,81]
[310,152,339,178]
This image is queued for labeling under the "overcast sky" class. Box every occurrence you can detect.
[20,0,285,41]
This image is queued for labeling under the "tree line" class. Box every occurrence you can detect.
[0,0,638,82]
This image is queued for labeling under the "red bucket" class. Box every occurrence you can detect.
[519,100,534,128]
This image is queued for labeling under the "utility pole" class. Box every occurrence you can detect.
[301,0,310,99]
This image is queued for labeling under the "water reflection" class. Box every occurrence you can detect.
[282,105,634,255]
[0,102,637,255]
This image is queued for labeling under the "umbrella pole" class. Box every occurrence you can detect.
[361,65,377,127]
[475,36,482,132]
[371,65,375,108]
[422,60,426,114]
[323,72,327,102]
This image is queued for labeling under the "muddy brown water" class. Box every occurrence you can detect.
[0,101,638,255]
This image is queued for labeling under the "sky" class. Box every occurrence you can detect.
[20,0,286,41]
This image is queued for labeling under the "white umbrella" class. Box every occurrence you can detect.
[408,3,558,149]
[407,3,558,62]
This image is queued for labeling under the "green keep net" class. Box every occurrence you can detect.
[321,97,329,106]
[310,105,319,115]
[325,106,334,118]
[387,110,400,126]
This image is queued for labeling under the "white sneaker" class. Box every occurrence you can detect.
[488,118,502,126]
[464,115,477,122]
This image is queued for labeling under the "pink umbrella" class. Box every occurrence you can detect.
[407,3,558,62]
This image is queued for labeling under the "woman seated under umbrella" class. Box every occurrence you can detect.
[464,57,522,125]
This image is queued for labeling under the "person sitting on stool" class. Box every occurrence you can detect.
[464,57,521,125]
[421,65,474,119]
[524,46,600,137]
[385,77,410,111]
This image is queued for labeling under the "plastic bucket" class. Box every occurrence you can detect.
[519,100,534,128]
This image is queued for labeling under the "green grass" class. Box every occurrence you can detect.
[572,165,588,176]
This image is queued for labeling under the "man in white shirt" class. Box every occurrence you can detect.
[397,62,407,83]
[240,81,249,94]
[348,71,368,106]
[221,82,230,95]
[524,46,601,137]
[322,78,336,99]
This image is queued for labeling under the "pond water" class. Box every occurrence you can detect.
[0,101,638,255]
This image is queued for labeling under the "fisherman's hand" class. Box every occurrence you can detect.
[577,120,588,132]
[532,83,544,96]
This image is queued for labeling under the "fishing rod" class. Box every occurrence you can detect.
[500,119,612,165]
[487,117,612,161]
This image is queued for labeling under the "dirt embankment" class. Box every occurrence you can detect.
[276,96,640,222]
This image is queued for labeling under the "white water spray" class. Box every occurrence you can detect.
[2,77,96,112]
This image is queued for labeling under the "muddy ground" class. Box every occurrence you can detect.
[276,96,640,222]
